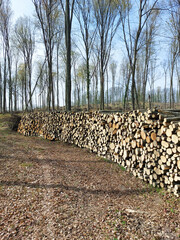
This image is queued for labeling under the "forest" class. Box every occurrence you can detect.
[0,0,179,112]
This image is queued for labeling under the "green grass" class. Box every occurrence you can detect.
[101,157,126,171]
[119,165,126,171]
[170,208,175,213]
[121,220,126,225]
[20,162,33,168]
[101,157,111,163]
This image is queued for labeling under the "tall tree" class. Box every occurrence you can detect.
[169,39,178,108]
[167,0,180,108]
[55,29,63,109]
[93,0,120,110]
[141,10,159,108]
[75,0,96,111]
[109,60,117,104]
[176,61,180,103]
[12,49,20,112]
[17,63,26,111]
[32,0,59,111]
[119,0,159,110]
[0,0,12,112]
[60,0,75,111]
[0,62,2,112]
[54,8,63,109]
[14,17,35,110]
[168,0,180,54]
[162,61,168,108]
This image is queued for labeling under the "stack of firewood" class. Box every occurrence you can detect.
[18,109,180,197]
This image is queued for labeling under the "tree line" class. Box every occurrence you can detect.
[0,0,179,113]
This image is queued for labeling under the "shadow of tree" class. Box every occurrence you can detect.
[0,155,104,165]
[0,180,151,196]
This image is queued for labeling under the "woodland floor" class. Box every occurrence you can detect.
[0,114,180,240]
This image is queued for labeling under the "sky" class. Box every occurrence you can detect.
[11,0,34,21]
[10,0,178,93]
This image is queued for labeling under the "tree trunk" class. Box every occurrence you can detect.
[7,51,12,112]
[47,70,51,111]
[28,65,33,110]
[131,76,135,110]
[3,52,7,113]
[14,61,18,112]
[106,69,109,107]
[57,44,59,109]
[77,87,80,108]
[100,69,104,110]
[170,64,175,109]
[22,78,24,111]
[95,68,98,109]
[0,63,2,113]
[100,32,105,111]
[86,49,90,111]
[65,0,71,111]
[123,71,131,110]
[142,39,149,109]
[24,63,28,110]
[164,71,167,109]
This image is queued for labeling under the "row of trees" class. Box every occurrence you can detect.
[0,0,179,113]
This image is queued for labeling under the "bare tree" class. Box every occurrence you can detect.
[55,28,63,109]
[12,49,20,112]
[32,0,59,111]
[17,63,26,111]
[14,17,35,110]
[91,51,99,108]
[176,60,180,103]
[109,60,117,105]
[167,0,180,108]
[59,0,75,111]
[75,0,97,111]
[121,57,131,110]
[36,60,47,109]
[93,0,120,110]
[0,0,12,112]
[53,9,64,109]
[119,0,159,110]
[169,39,178,108]
[0,62,2,112]
[142,10,159,109]
[168,0,180,54]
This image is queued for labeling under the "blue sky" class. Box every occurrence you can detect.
[10,0,177,92]
[11,0,33,21]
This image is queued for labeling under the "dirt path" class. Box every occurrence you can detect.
[0,122,179,239]
[40,160,56,239]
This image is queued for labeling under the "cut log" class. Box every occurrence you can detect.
[161,141,169,148]
[17,109,180,197]
[172,134,179,144]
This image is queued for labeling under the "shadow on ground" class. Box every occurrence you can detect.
[0,180,151,197]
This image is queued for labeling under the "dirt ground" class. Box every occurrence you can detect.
[0,115,179,240]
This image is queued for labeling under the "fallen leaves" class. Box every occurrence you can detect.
[0,124,179,239]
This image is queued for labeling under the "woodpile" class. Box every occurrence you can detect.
[18,109,180,197]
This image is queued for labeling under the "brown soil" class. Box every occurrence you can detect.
[0,116,179,240]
